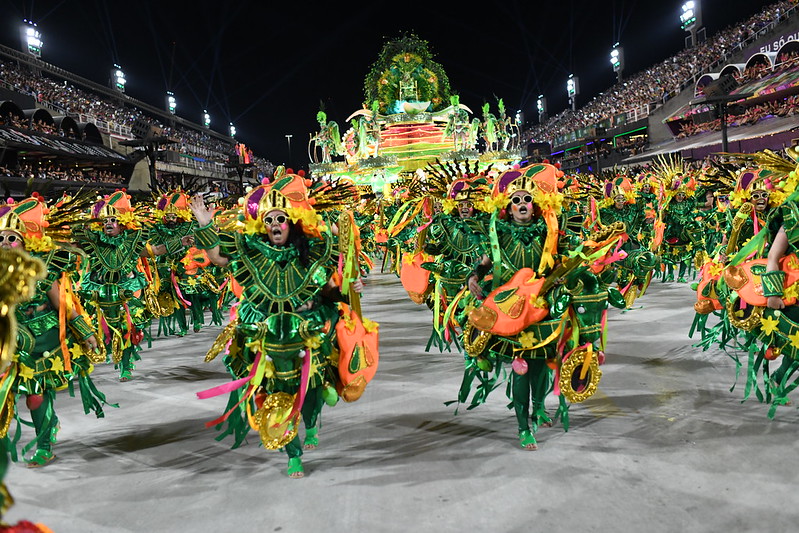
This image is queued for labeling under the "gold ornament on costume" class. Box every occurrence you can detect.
[0,247,46,374]
[559,346,602,403]
[462,322,492,358]
[253,392,300,449]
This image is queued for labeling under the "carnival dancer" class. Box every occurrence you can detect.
[0,195,113,467]
[73,190,172,382]
[655,156,705,282]
[190,168,376,478]
[418,160,491,351]
[0,245,54,531]
[461,162,623,450]
[692,148,799,415]
[149,190,222,336]
[598,174,658,307]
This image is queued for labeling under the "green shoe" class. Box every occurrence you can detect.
[50,422,61,445]
[287,457,304,478]
[120,369,133,382]
[303,427,319,450]
[27,449,56,468]
[519,430,538,450]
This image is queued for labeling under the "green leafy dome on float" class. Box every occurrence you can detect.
[363,32,452,115]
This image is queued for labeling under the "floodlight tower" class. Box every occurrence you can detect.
[681,1,703,48]
[566,75,579,112]
[111,65,126,93]
[610,43,624,83]
[166,92,177,114]
[537,95,547,123]
[21,20,42,58]
[229,123,236,138]
[203,110,211,128]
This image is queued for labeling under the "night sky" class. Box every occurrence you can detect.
[0,0,779,166]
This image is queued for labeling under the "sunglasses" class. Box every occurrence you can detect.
[104,217,118,224]
[511,195,533,205]
[0,234,20,243]
[750,192,769,200]
[264,214,288,225]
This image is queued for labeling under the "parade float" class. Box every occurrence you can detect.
[308,33,525,190]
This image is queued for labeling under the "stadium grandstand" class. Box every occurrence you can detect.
[525,0,799,173]
[0,42,274,198]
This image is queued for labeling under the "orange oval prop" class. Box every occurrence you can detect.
[400,251,433,304]
[730,253,799,307]
[468,267,549,336]
[336,304,379,402]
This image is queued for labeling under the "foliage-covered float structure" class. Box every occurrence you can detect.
[308,33,524,189]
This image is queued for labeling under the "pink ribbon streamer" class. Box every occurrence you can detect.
[285,349,311,424]
[197,352,262,400]
[172,271,192,307]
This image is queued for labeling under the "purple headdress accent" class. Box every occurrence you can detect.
[449,181,467,199]
[604,181,613,198]
[739,171,755,191]
[156,196,169,211]
[497,170,522,193]
[91,199,106,218]
[247,187,265,219]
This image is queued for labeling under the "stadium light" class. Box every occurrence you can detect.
[566,75,579,111]
[610,43,624,82]
[536,95,547,123]
[203,110,211,128]
[22,20,42,58]
[166,91,177,114]
[681,1,703,47]
[229,123,236,137]
[111,65,126,93]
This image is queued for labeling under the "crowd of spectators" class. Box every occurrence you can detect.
[524,0,795,147]
[0,60,251,168]
[0,162,125,184]
[675,94,799,138]
[0,102,81,139]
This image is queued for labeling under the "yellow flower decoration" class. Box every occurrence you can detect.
[518,331,539,349]
[784,282,799,300]
[285,207,322,230]
[18,364,34,381]
[474,193,508,213]
[363,317,379,333]
[708,262,724,277]
[24,235,54,252]
[789,330,799,349]
[304,335,322,350]
[117,211,139,228]
[243,217,267,234]
[50,357,64,373]
[760,315,780,336]
[534,190,564,213]
[441,198,457,214]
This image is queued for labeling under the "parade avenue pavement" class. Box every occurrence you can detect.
[4,272,799,533]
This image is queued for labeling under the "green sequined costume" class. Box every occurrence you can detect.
[660,198,705,282]
[422,211,487,351]
[458,215,565,439]
[3,247,113,464]
[202,229,342,463]
[149,221,222,335]
[74,227,152,380]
